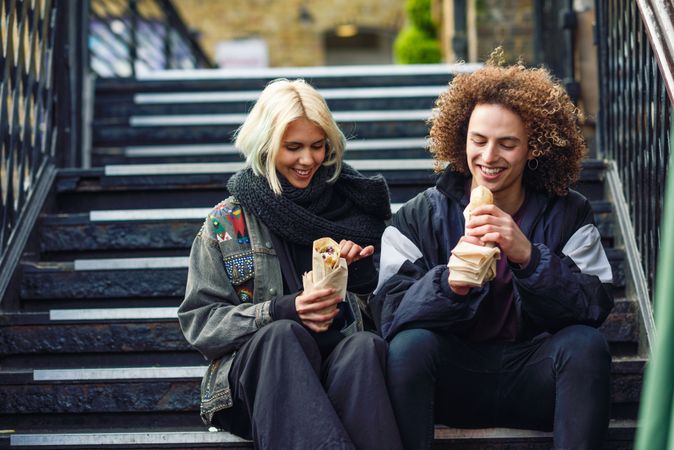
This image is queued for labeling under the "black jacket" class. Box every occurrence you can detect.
[370,169,614,341]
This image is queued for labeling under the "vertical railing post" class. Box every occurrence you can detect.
[128,0,138,78]
[560,0,579,102]
[452,0,468,62]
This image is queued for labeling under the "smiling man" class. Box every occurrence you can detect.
[370,52,615,450]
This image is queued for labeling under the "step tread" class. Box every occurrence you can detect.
[7,419,635,447]
[0,357,645,383]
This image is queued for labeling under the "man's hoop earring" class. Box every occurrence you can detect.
[528,158,539,171]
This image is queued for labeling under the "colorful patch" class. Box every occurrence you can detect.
[209,216,231,243]
[236,287,254,303]
[224,206,250,244]
[223,252,255,285]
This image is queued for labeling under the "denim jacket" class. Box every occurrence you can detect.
[177,196,364,425]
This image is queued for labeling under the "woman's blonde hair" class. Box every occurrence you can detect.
[234,78,346,194]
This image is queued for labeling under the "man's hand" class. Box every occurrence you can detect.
[464,204,532,266]
[447,235,483,296]
[295,288,341,333]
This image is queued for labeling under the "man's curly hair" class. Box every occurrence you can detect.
[429,50,587,196]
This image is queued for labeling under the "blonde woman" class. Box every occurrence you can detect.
[178,79,403,450]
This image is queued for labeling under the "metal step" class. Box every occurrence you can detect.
[0,359,644,419]
[4,419,636,449]
[92,111,432,146]
[37,200,613,255]
[0,299,638,356]
[94,63,480,94]
[52,159,608,213]
[95,86,445,121]
[18,248,626,300]
[93,137,431,165]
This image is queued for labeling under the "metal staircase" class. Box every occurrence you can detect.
[1,66,640,449]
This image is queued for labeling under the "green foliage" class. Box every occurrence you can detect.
[394,26,442,64]
[405,0,436,34]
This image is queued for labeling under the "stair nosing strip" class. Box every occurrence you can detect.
[73,256,188,271]
[32,365,206,381]
[89,205,402,222]
[134,86,447,104]
[125,143,238,157]
[89,208,210,222]
[49,307,178,321]
[104,159,434,176]
[134,63,482,80]
[120,137,428,158]
[129,110,431,127]
[10,430,247,446]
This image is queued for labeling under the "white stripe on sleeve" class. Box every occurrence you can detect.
[374,226,424,294]
[561,223,613,283]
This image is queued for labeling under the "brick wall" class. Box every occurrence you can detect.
[172,0,405,67]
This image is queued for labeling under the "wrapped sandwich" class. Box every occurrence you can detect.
[448,185,501,288]
[302,237,348,303]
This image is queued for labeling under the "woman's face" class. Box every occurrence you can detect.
[466,103,531,205]
[275,118,326,189]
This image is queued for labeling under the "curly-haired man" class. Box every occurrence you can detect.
[371,52,614,450]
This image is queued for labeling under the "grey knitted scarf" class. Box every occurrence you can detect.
[227,164,391,246]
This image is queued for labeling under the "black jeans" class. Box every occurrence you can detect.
[217,320,403,450]
[387,325,611,450]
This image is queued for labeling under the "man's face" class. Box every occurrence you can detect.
[466,103,531,204]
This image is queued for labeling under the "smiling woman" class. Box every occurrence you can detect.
[275,117,327,189]
[177,79,402,449]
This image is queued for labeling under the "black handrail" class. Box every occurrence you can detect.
[1,0,80,300]
[89,0,214,78]
[596,0,673,297]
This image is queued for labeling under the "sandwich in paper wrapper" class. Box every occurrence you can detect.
[302,237,348,304]
[448,186,501,288]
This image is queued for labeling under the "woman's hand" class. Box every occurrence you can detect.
[465,204,532,266]
[339,240,374,265]
[295,287,342,333]
[447,235,483,296]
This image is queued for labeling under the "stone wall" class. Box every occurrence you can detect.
[172,0,405,67]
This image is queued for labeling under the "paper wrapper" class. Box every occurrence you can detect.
[448,241,501,287]
[302,238,348,306]
[448,186,501,287]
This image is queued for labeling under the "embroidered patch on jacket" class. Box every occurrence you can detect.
[209,216,232,243]
[236,287,254,303]
[223,252,255,284]
[224,206,250,244]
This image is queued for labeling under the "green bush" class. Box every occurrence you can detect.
[405,0,436,35]
[394,26,442,64]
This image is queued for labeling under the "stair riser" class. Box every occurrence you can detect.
[0,322,188,354]
[19,254,625,300]
[52,174,606,214]
[92,122,430,146]
[0,381,198,413]
[92,148,433,166]
[0,374,640,415]
[0,411,204,432]
[39,208,614,253]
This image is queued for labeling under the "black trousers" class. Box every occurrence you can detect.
[217,320,403,450]
[387,325,612,450]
